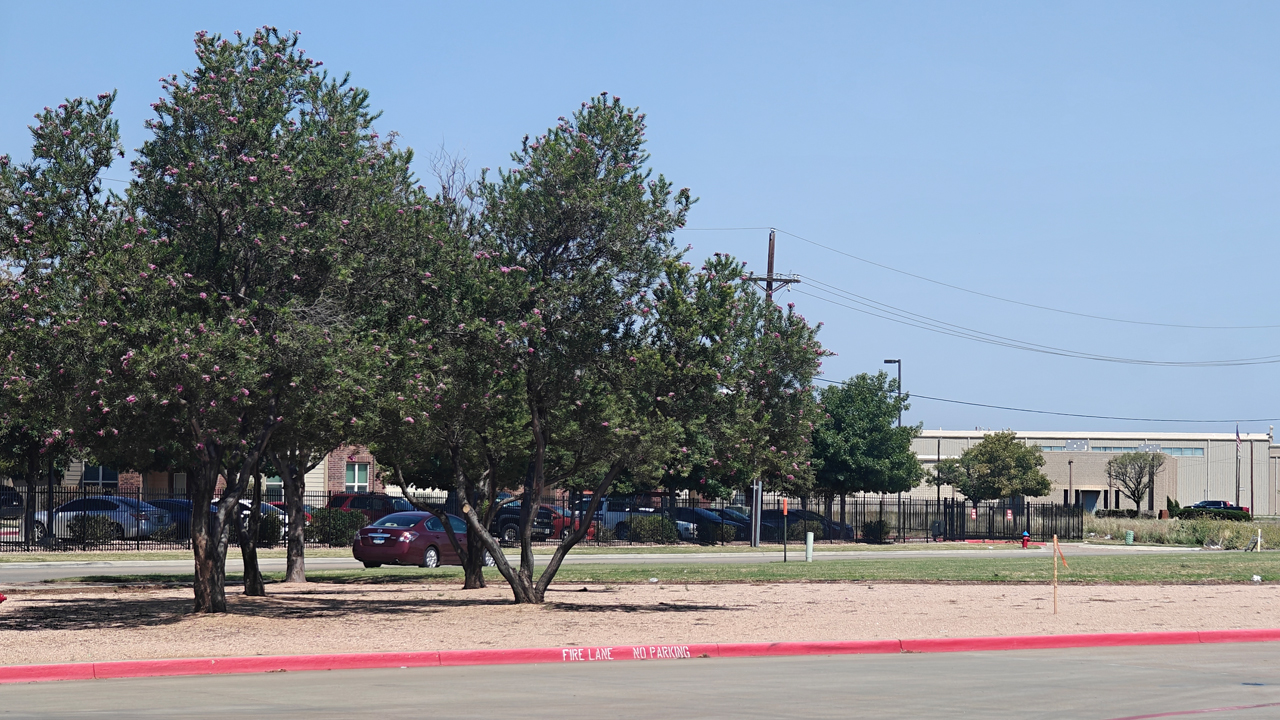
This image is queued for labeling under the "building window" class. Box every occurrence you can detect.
[82,466,118,489]
[1092,447,1139,453]
[345,463,369,493]
[1163,447,1205,457]
[1039,446,1066,452]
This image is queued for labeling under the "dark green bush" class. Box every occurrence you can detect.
[1174,508,1252,522]
[862,519,888,544]
[696,521,738,545]
[256,512,283,547]
[787,520,825,541]
[150,522,185,543]
[627,514,681,544]
[68,514,121,545]
[306,508,368,546]
[594,526,617,543]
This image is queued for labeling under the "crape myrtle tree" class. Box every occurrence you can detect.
[651,254,826,505]
[0,95,126,539]
[67,28,418,612]
[413,94,698,604]
[954,431,1051,509]
[812,372,924,520]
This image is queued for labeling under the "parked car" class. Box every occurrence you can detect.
[147,498,194,539]
[353,511,495,569]
[1190,500,1249,511]
[268,501,314,524]
[489,501,555,543]
[713,507,787,541]
[32,496,170,541]
[546,504,595,540]
[669,506,745,542]
[326,493,414,523]
[0,486,23,520]
[760,508,853,540]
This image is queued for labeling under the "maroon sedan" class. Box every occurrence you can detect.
[353,512,495,569]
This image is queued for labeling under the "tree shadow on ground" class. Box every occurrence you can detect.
[545,601,745,613]
[0,589,514,632]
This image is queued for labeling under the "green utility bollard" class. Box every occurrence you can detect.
[805,531,813,562]
[1125,530,1134,545]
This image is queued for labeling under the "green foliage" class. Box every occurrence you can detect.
[150,521,185,543]
[626,514,681,544]
[695,520,738,545]
[955,432,1051,504]
[256,512,283,547]
[306,508,367,546]
[812,372,923,497]
[68,514,121,545]
[930,458,963,488]
[1167,497,1182,514]
[787,519,825,541]
[594,526,617,543]
[862,519,889,544]
[1174,508,1252,522]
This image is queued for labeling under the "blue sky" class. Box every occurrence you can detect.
[3,1,1278,434]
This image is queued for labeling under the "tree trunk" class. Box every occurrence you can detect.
[190,461,228,613]
[239,474,265,597]
[271,449,308,584]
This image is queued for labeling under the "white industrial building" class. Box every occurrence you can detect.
[911,430,1275,515]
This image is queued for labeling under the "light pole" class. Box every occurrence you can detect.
[1068,459,1074,507]
[884,359,901,427]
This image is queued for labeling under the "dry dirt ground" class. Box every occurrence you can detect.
[1,581,1278,666]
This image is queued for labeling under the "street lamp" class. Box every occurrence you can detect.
[883,359,901,427]
[1068,459,1074,507]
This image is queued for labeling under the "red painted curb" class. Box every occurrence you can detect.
[2,630,1277,685]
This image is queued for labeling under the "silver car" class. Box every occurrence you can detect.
[33,496,171,541]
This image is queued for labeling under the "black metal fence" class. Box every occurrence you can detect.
[0,486,1083,554]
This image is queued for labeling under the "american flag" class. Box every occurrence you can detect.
[1236,424,1241,454]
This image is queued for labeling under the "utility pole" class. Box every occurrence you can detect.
[746,229,800,547]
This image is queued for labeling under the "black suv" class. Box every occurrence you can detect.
[489,501,554,543]
[0,486,22,520]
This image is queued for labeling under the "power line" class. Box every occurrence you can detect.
[812,377,1280,424]
[683,226,1280,330]
[792,278,1280,367]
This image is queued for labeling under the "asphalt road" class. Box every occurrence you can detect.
[2,643,1278,719]
[0,543,1195,585]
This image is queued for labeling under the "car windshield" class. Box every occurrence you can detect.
[391,498,413,511]
[371,513,422,528]
[112,497,147,510]
[720,509,750,522]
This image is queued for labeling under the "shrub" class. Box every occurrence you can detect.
[68,514,121,545]
[696,521,739,545]
[306,508,368,547]
[1174,508,1252,522]
[862,519,888,544]
[256,512,283,547]
[627,514,681,544]
[594,526,617,543]
[150,522,186,543]
[1095,509,1140,519]
[787,520,825,542]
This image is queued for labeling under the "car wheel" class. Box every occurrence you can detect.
[482,550,496,567]
[32,521,47,542]
[422,546,440,568]
[616,523,630,541]
[501,525,519,543]
[362,561,382,569]
[110,522,125,541]
[560,527,572,540]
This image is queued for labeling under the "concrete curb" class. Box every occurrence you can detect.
[2,629,1277,684]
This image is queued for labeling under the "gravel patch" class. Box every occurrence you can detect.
[1,581,1277,666]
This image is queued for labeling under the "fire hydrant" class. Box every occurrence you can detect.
[1021,531,1030,549]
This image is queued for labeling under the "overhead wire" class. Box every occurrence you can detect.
[792,277,1280,367]
[812,377,1280,424]
[683,226,1280,330]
